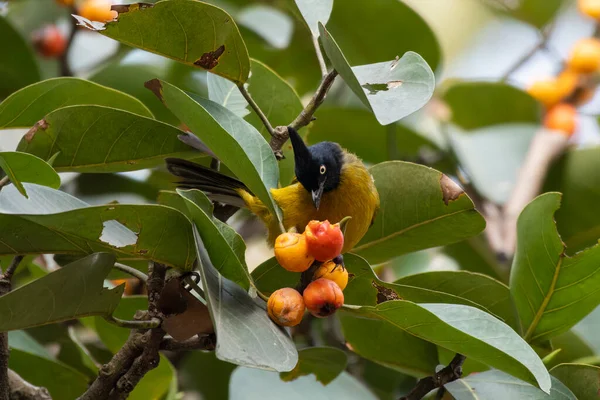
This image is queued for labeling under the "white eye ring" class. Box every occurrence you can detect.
[319,165,326,175]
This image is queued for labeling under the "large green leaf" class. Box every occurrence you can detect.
[207,72,249,118]
[550,363,600,400]
[16,105,197,173]
[0,77,152,128]
[0,253,122,332]
[510,192,600,344]
[294,0,333,37]
[445,370,575,400]
[442,81,540,130]
[308,108,442,165]
[159,189,251,290]
[485,0,566,29]
[193,226,297,372]
[78,0,250,84]
[230,368,378,400]
[353,162,486,264]
[544,147,600,254]
[147,79,282,223]
[326,0,441,71]
[320,24,434,125]
[280,347,347,385]
[246,59,303,185]
[0,183,195,269]
[0,152,60,198]
[342,301,551,391]
[0,16,40,98]
[449,124,536,205]
[8,332,90,399]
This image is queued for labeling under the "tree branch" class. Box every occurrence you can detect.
[58,5,78,77]
[237,83,274,136]
[113,263,148,283]
[7,370,51,400]
[0,256,24,400]
[104,315,161,330]
[501,23,556,81]
[269,70,338,159]
[312,36,328,77]
[399,354,466,400]
[0,177,9,191]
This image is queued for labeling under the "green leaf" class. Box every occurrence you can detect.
[230,368,378,399]
[246,59,304,185]
[445,370,575,400]
[180,351,236,400]
[147,79,282,224]
[308,108,442,165]
[159,189,251,290]
[326,0,441,71]
[280,347,347,385]
[0,183,195,270]
[544,146,600,254]
[207,72,249,118]
[0,253,122,332]
[353,161,486,264]
[449,124,536,204]
[295,0,333,37]
[342,301,551,391]
[193,225,297,372]
[0,77,152,128]
[442,81,540,130]
[548,330,595,369]
[80,0,250,84]
[550,363,600,400]
[16,105,197,173]
[8,332,90,399]
[319,23,434,125]
[0,152,60,198]
[443,235,508,282]
[0,16,40,98]
[510,192,600,344]
[485,0,566,29]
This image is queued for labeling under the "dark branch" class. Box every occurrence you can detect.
[238,83,274,136]
[399,354,466,400]
[59,5,77,77]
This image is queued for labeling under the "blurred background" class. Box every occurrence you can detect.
[2,0,600,398]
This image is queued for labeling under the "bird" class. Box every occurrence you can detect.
[166,126,380,254]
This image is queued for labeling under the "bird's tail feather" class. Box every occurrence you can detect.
[165,158,249,208]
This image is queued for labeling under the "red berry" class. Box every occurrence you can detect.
[304,220,344,262]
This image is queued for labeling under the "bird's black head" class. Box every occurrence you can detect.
[288,126,344,210]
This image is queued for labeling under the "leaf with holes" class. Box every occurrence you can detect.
[76,0,250,84]
[16,105,197,173]
[0,77,152,128]
[352,162,486,264]
[0,253,123,332]
[510,192,600,344]
[342,301,551,391]
[319,24,434,125]
[0,152,60,198]
[0,183,195,270]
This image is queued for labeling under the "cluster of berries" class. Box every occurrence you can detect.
[267,220,348,327]
[527,0,600,136]
[32,0,117,58]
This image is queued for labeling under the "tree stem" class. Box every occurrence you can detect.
[59,6,78,77]
[400,354,466,400]
[237,83,274,136]
[113,263,148,283]
[104,316,161,330]
[313,36,328,77]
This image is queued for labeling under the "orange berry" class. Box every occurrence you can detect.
[313,261,348,290]
[32,25,67,58]
[556,69,579,97]
[56,0,74,6]
[527,79,564,108]
[579,0,600,19]
[304,220,344,262]
[274,232,314,272]
[303,278,344,318]
[568,38,600,74]
[78,0,117,22]
[267,288,305,327]
[544,104,578,136]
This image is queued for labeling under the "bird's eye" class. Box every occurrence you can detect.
[319,165,326,175]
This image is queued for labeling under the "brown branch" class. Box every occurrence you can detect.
[0,177,9,192]
[312,36,328,77]
[400,354,466,400]
[237,83,274,136]
[104,315,161,330]
[269,70,338,159]
[7,370,51,400]
[0,256,24,400]
[59,5,78,77]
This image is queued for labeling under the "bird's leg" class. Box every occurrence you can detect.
[332,255,345,271]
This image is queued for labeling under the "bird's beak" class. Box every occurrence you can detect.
[311,180,325,210]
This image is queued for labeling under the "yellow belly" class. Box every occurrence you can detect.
[240,156,379,253]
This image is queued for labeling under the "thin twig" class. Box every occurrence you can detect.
[237,83,274,136]
[59,5,78,76]
[113,263,148,283]
[2,256,24,282]
[400,354,466,400]
[0,177,9,191]
[312,36,328,77]
[104,315,161,330]
[501,23,556,81]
